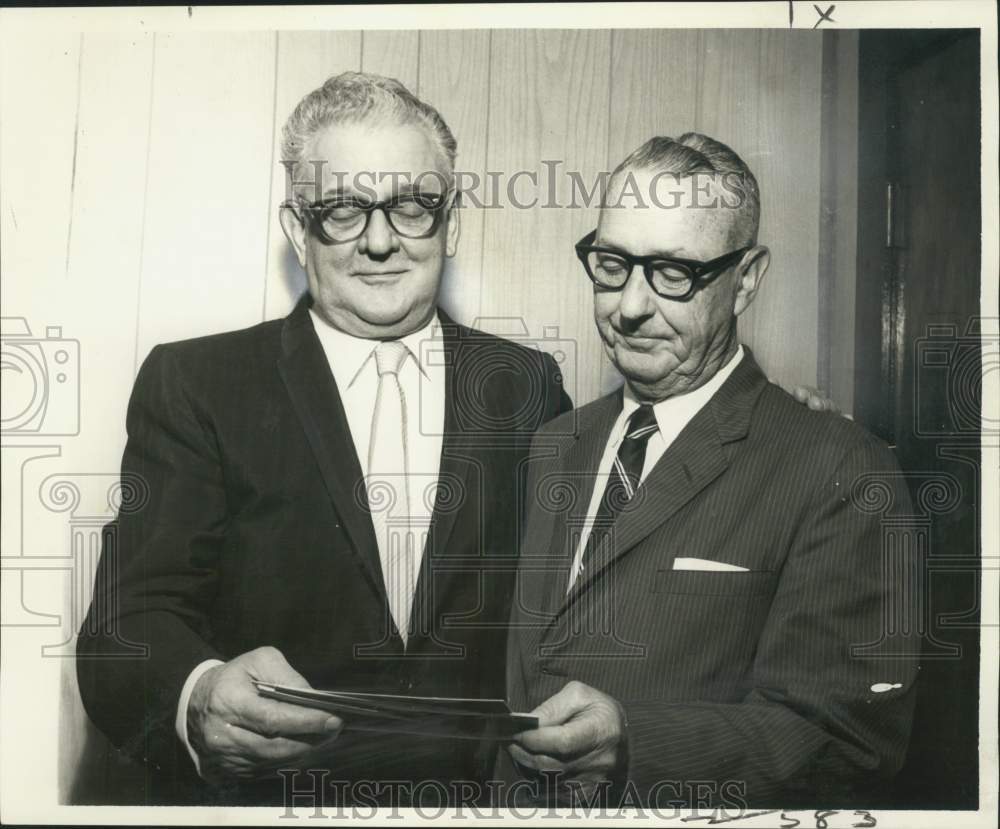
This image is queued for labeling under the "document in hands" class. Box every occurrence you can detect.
[254,682,538,741]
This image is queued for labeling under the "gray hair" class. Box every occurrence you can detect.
[609,132,761,245]
[281,71,457,180]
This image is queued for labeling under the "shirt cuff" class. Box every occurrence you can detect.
[175,658,225,777]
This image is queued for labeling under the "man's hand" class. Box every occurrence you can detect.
[790,384,848,416]
[187,646,343,782]
[508,681,626,803]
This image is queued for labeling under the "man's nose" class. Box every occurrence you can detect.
[617,267,656,321]
[357,209,400,257]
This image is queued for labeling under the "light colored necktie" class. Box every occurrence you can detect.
[367,340,414,645]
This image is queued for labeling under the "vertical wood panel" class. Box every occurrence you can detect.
[65,34,155,435]
[823,30,859,415]
[483,30,611,407]
[134,32,277,365]
[418,30,491,326]
[0,32,81,310]
[361,30,419,89]
[56,32,157,803]
[694,31,764,175]
[262,32,362,321]
[748,30,823,389]
[607,30,701,164]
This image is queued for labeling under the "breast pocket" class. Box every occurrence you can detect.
[651,569,778,597]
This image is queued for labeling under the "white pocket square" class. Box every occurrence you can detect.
[672,557,749,572]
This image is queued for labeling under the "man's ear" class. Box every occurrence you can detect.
[278,206,309,269]
[733,245,770,317]
[445,201,461,258]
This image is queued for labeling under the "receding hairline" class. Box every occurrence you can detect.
[601,163,759,248]
[600,132,762,246]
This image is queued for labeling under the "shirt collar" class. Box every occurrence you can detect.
[618,344,745,441]
[308,308,438,390]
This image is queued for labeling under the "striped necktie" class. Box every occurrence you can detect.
[576,404,659,583]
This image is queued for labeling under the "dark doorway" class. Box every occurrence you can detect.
[855,29,982,809]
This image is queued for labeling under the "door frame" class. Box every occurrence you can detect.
[854,29,979,442]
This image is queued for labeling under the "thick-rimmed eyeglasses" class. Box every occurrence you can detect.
[575,229,751,301]
[291,191,455,244]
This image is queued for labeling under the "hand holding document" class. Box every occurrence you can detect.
[254,682,538,741]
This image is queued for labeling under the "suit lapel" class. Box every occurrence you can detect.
[562,412,727,608]
[276,297,385,600]
[404,315,476,641]
[424,313,472,565]
[557,351,769,616]
[539,393,621,620]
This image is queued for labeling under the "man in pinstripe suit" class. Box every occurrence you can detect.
[501,133,917,808]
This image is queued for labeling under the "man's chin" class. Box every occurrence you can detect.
[316,299,434,338]
[359,304,435,337]
[611,346,674,385]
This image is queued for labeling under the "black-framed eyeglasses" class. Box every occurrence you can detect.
[575,229,751,301]
[290,190,455,244]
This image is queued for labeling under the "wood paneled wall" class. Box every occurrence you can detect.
[0,28,857,802]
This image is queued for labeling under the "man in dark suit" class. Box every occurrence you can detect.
[76,72,569,806]
[503,133,917,808]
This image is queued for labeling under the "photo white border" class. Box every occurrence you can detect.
[1,2,996,826]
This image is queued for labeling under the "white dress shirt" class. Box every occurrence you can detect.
[175,309,446,774]
[567,346,744,591]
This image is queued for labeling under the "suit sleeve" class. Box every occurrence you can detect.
[76,344,226,768]
[476,351,572,782]
[620,438,918,805]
